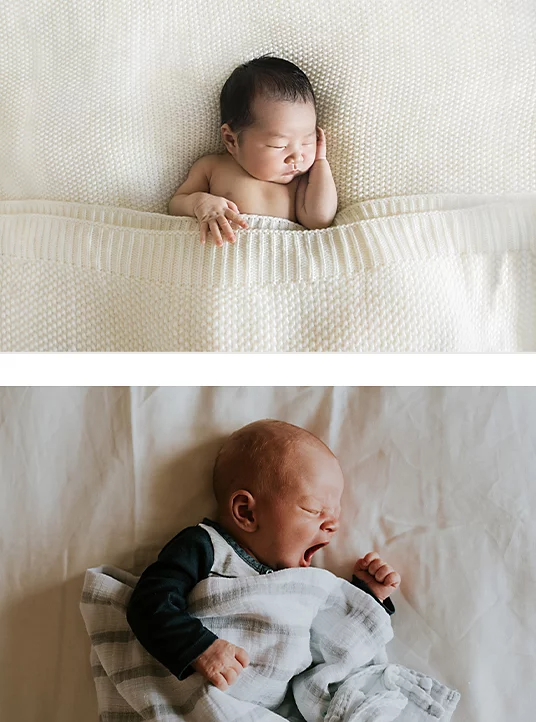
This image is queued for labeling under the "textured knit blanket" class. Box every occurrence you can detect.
[2,1,535,351]
[2,1,535,210]
[1,194,535,351]
[80,565,460,722]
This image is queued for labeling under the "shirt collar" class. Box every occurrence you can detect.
[202,517,275,575]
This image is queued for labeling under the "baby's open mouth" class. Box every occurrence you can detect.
[302,542,329,567]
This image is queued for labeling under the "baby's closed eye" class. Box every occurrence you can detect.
[268,144,314,149]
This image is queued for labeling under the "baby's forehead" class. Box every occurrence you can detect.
[251,98,316,133]
[256,126,316,138]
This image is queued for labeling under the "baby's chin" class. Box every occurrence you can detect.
[269,555,301,571]
[276,171,304,184]
[246,167,306,184]
[274,551,314,570]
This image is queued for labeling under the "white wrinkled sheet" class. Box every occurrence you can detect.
[1,387,535,722]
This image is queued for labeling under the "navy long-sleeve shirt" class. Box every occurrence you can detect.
[126,518,395,681]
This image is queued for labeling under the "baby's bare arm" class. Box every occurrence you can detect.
[297,160,337,229]
[296,128,338,229]
[168,155,214,217]
[168,191,210,217]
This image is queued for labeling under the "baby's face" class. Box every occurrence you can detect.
[221,96,317,184]
[251,442,344,571]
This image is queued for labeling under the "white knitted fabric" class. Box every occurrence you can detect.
[1,0,535,214]
[1,194,535,351]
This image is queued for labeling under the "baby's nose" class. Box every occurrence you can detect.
[322,516,340,533]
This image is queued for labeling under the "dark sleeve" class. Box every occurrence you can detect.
[351,575,395,616]
[126,525,218,680]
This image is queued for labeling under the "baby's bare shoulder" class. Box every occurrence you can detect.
[202,153,225,167]
[200,153,226,180]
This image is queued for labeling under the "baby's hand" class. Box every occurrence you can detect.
[315,126,327,161]
[191,638,250,690]
[193,194,249,246]
[353,552,401,602]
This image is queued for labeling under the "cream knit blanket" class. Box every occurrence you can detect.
[2,1,535,350]
[1,1,535,211]
[1,194,535,351]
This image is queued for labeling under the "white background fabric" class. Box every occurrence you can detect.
[1,386,535,721]
[1,1,535,213]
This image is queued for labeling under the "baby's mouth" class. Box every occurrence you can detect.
[301,542,329,567]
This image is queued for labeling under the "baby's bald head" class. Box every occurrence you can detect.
[212,419,344,570]
[212,419,334,512]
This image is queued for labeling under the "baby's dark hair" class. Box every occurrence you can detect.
[220,55,316,142]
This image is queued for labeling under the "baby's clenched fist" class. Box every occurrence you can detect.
[191,638,250,690]
[353,552,401,602]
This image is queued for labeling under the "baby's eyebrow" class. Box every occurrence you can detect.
[300,496,341,514]
[265,131,316,139]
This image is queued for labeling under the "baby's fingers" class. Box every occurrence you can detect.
[231,213,249,229]
[355,554,374,571]
[225,205,248,229]
[360,552,380,569]
[234,646,250,669]
[383,571,401,588]
[209,219,223,247]
[219,216,236,243]
[373,563,393,583]
[211,672,228,691]
[199,221,208,244]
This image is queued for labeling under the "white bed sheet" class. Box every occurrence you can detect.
[1,386,535,721]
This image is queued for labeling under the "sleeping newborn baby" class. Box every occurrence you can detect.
[127,419,401,691]
[167,55,338,245]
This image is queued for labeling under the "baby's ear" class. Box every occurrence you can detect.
[230,490,258,531]
[220,124,237,151]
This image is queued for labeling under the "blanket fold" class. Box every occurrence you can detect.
[1,194,535,351]
[80,565,460,722]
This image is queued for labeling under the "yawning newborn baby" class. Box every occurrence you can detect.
[127,419,401,691]
[167,55,338,245]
